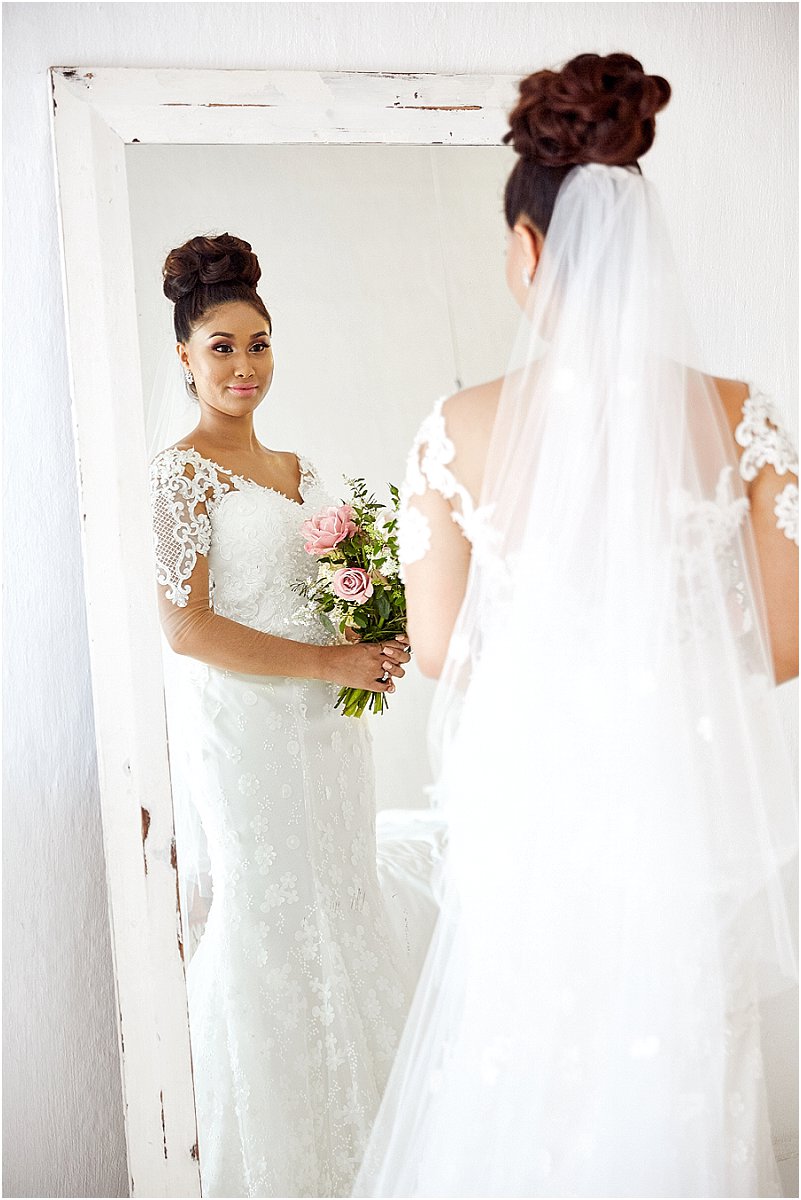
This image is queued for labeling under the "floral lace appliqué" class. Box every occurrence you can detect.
[670,462,757,646]
[150,447,234,606]
[735,389,799,546]
[774,482,799,545]
[398,396,483,573]
[397,505,431,567]
[149,447,325,612]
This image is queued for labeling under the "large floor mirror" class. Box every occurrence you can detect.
[50,68,518,1196]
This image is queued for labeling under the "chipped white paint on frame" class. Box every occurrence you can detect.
[48,66,518,1198]
[54,66,519,144]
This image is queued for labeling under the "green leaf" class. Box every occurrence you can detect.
[319,611,335,635]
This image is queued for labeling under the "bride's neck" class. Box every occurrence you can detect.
[194,412,264,456]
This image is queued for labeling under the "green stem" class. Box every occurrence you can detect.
[335,685,392,718]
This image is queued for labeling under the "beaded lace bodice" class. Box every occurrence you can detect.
[397,386,800,572]
[150,447,334,646]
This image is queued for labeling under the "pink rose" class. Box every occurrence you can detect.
[331,567,374,604]
[301,504,358,554]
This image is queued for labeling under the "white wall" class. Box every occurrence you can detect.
[4,3,797,1196]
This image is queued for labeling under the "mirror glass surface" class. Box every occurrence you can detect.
[128,143,517,810]
[126,142,518,1195]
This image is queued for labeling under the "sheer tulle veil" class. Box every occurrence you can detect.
[146,344,197,463]
[354,163,797,1196]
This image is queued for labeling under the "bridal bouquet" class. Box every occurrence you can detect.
[293,478,407,717]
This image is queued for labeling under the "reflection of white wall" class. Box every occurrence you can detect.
[5,4,797,1197]
[127,143,518,814]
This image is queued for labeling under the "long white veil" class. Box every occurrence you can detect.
[355,164,797,1196]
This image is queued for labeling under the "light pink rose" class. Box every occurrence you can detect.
[331,567,374,604]
[301,504,358,554]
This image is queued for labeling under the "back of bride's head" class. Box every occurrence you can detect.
[503,53,671,233]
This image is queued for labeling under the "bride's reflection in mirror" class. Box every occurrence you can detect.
[138,144,516,1197]
[149,233,423,1197]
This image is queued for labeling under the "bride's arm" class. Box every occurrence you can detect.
[150,454,405,691]
[157,553,405,691]
[157,555,322,677]
[747,464,798,683]
[402,487,472,679]
[716,378,799,684]
[398,389,497,679]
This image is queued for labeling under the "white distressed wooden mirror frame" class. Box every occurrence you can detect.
[48,67,518,1198]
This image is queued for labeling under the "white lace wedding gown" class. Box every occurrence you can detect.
[353,384,798,1198]
[149,449,431,1198]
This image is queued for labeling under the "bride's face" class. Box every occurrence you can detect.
[179,300,274,417]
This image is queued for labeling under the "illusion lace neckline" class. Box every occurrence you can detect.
[169,444,311,507]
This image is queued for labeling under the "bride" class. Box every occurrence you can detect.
[356,53,798,1197]
[148,233,416,1197]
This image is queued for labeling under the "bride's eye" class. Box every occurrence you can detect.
[212,343,233,353]
[251,342,271,352]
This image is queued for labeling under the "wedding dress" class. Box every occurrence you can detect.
[354,164,798,1198]
[149,448,440,1197]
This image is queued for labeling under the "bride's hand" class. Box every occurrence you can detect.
[321,637,411,693]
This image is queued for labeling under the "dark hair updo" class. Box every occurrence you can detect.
[503,53,671,235]
[162,232,272,346]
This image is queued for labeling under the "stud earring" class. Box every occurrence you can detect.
[521,267,532,288]
[184,367,194,385]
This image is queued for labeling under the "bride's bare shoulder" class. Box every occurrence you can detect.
[437,379,504,494]
[708,374,750,435]
[441,377,505,439]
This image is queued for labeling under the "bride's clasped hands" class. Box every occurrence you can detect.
[319,635,410,694]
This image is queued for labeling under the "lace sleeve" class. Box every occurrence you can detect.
[296,453,321,495]
[149,448,228,607]
[735,389,799,546]
[397,396,477,572]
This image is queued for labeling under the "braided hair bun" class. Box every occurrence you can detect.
[504,53,671,168]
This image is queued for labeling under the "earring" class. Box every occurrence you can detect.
[521,267,532,288]
[184,367,194,385]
